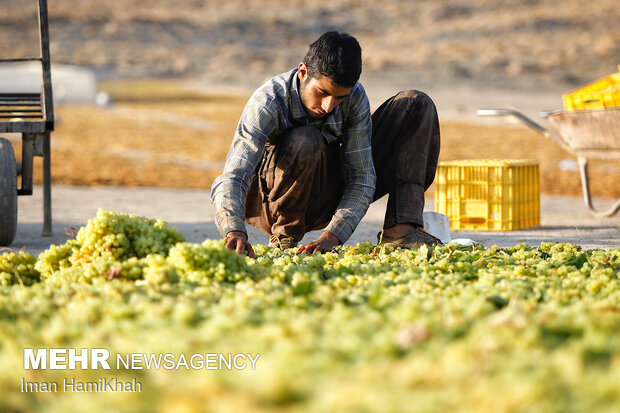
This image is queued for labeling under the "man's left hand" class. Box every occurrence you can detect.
[297,230,340,254]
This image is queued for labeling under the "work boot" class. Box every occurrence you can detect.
[269,234,298,249]
[377,226,442,248]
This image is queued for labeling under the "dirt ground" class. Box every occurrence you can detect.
[5,78,618,200]
[2,0,619,91]
[12,185,620,256]
[1,0,619,198]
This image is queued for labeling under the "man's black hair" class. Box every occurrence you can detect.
[302,31,362,88]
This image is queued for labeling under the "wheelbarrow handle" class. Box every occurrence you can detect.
[476,108,547,135]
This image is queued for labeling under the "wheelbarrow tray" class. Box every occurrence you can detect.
[477,107,620,217]
[543,107,620,159]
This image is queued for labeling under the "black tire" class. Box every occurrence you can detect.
[0,138,17,246]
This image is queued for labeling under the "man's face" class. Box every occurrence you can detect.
[297,62,352,119]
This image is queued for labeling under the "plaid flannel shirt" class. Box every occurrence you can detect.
[210,68,376,243]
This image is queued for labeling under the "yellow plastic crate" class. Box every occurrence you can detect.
[435,159,540,231]
[563,65,620,110]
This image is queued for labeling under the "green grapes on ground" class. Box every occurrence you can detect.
[0,250,40,286]
[0,210,619,413]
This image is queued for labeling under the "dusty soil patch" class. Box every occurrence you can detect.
[2,0,619,92]
[2,1,618,198]
[5,78,617,199]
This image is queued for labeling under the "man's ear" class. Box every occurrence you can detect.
[298,62,308,81]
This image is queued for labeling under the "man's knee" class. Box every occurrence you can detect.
[279,126,325,165]
[394,90,437,114]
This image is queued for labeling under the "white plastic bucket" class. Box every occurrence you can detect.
[423,211,451,243]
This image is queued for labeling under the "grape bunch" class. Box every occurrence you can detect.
[74,208,185,262]
[167,239,254,284]
[35,209,185,283]
[0,251,39,286]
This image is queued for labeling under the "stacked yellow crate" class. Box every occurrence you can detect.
[563,65,620,110]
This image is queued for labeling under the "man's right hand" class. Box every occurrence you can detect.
[224,231,255,258]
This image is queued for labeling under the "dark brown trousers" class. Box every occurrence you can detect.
[245,90,440,241]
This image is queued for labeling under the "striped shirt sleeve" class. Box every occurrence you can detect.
[210,93,279,237]
[325,84,376,243]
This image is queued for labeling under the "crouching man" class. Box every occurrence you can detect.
[211,31,441,257]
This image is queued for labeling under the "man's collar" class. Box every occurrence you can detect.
[290,69,308,120]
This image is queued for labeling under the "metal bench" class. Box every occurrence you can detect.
[0,0,53,245]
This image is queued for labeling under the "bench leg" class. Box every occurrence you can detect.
[20,134,34,195]
[42,131,52,236]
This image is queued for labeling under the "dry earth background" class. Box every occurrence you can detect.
[0,0,619,197]
[4,0,619,87]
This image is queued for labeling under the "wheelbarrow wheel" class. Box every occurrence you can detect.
[0,138,17,246]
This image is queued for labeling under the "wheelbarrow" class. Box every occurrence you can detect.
[477,107,620,218]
